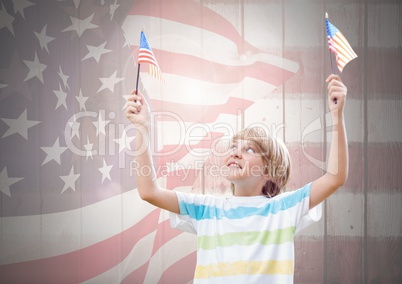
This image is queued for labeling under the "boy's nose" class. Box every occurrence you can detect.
[231,147,242,158]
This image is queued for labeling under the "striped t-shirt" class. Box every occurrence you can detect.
[170,183,322,284]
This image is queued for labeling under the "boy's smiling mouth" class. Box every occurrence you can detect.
[227,161,242,169]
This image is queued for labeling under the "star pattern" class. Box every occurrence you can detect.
[82,41,112,63]
[23,52,47,83]
[60,166,80,194]
[0,167,23,197]
[92,112,111,136]
[0,0,138,214]
[62,14,98,37]
[0,2,15,36]
[13,0,35,19]
[75,89,89,111]
[1,109,41,140]
[72,0,81,9]
[40,137,68,165]
[68,115,81,140]
[58,66,70,90]
[98,159,113,183]
[34,25,55,53]
[114,129,135,154]
[98,70,124,93]
[84,137,94,161]
[53,83,68,110]
[109,0,120,20]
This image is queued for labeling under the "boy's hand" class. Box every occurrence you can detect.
[125,90,151,128]
[326,74,347,119]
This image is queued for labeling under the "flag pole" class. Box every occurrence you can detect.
[329,53,335,75]
[135,63,140,93]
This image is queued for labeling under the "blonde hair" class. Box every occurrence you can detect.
[231,126,291,198]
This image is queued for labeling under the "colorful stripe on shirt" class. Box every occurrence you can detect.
[178,185,310,221]
[194,259,294,278]
[197,226,295,250]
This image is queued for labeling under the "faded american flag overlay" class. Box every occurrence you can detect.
[0,0,298,282]
[1,0,401,283]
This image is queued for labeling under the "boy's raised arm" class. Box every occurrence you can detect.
[310,74,349,209]
[126,90,180,214]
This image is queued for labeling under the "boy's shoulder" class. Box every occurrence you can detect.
[279,183,312,197]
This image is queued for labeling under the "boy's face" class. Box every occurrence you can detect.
[223,138,268,183]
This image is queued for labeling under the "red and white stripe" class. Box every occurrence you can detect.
[329,31,358,72]
[138,47,162,80]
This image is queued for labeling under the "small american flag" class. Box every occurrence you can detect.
[138,31,162,80]
[325,13,358,72]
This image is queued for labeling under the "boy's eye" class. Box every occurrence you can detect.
[246,147,255,154]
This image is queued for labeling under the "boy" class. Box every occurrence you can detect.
[125,74,348,283]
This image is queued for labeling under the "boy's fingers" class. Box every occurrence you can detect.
[126,105,141,116]
[326,74,341,83]
[130,89,141,95]
[327,79,342,90]
[127,94,142,102]
[126,101,140,109]
[328,85,345,94]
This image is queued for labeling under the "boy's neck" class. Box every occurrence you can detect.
[233,182,264,197]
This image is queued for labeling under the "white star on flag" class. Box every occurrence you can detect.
[60,166,80,194]
[34,25,55,53]
[0,167,23,197]
[98,159,113,183]
[62,14,98,37]
[68,115,80,139]
[84,137,94,161]
[12,0,35,19]
[0,3,15,35]
[109,0,120,20]
[58,66,70,90]
[23,52,47,83]
[40,137,68,166]
[53,83,68,110]
[75,89,89,111]
[1,109,41,140]
[82,41,112,62]
[98,70,124,93]
[92,112,111,136]
[72,0,81,9]
[114,129,135,153]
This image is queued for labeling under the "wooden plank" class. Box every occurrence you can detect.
[365,2,402,283]
[294,237,325,283]
[319,1,367,283]
[367,237,402,283]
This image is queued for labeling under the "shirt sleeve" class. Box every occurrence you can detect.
[169,191,207,235]
[282,183,322,235]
